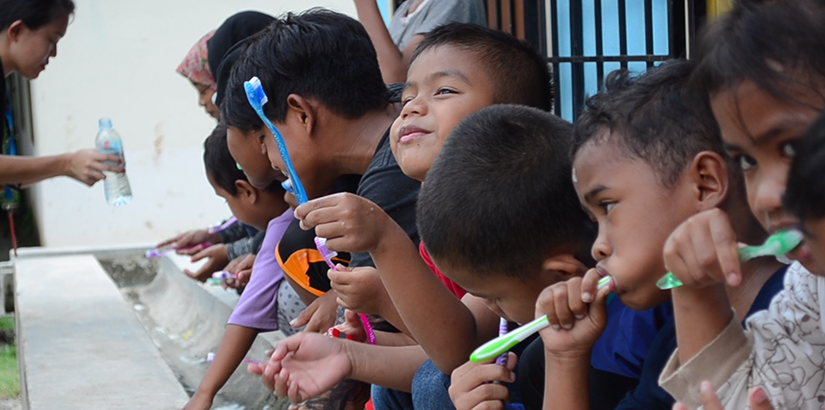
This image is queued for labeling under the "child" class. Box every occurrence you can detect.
[785,112,825,272]
[221,9,421,333]
[354,0,486,83]
[0,0,122,186]
[177,30,218,119]
[293,23,562,408]
[653,1,825,408]
[520,60,787,410]
[255,105,595,407]
[184,124,301,410]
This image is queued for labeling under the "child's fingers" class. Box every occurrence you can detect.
[709,217,741,286]
[290,303,316,329]
[699,381,724,410]
[294,194,343,221]
[565,278,587,320]
[190,248,211,262]
[536,287,560,331]
[551,284,575,330]
[748,386,775,410]
[247,362,264,375]
[327,267,353,287]
[672,403,689,410]
[580,268,601,303]
[504,352,518,371]
[451,383,509,410]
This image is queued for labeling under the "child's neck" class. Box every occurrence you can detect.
[249,197,291,232]
[0,39,12,77]
[727,256,784,322]
[325,104,400,176]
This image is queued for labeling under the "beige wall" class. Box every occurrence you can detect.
[27,0,355,247]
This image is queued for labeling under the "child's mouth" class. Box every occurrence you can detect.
[785,241,812,264]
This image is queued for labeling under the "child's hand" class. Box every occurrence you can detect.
[157,229,218,255]
[224,253,256,289]
[295,193,392,254]
[536,270,610,358]
[448,353,517,410]
[247,332,354,404]
[663,208,742,288]
[183,244,229,282]
[181,390,213,410]
[328,265,390,315]
[291,291,340,333]
[331,309,367,342]
[672,382,774,410]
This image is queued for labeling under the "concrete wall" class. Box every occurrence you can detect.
[27,0,355,247]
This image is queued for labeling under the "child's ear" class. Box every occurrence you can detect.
[6,20,24,43]
[235,180,258,204]
[690,151,729,210]
[542,254,589,279]
[286,94,316,137]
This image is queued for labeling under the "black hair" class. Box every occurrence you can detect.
[0,0,74,31]
[693,0,825,105]
[784,112,825,223]
[411,23,552,111]
[417,105,594,279]
[571,60,723,188]
[222,8,389,133]
[203,123,283,196]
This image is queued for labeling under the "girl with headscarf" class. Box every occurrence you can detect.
[177,30,219,119]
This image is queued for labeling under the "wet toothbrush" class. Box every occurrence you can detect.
[207,352,262,365]
[656,229,804,290]
[244,77,308,204]
[208,217,238,235]
[470,276,613,363]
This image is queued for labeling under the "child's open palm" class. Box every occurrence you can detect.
[536,270,610,358]
[248,332,353,404]
[295,193,393,254]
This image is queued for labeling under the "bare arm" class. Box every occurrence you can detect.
[543,355,591,410]
[186,325,258,410]
[372,221,499,373]
[353,0,423,84]
[0,150,122,186]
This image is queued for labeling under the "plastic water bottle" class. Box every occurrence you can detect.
[95,118,132,206]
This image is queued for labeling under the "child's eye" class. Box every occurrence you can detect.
[781,142,796,158]
[599,201,616,214]
[436,88,456,96]
[401,97,414,107]
[735,154,757,171]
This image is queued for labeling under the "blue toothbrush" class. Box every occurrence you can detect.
[244,77,309,204]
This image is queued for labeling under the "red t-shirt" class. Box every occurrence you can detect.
[419,242,466,299]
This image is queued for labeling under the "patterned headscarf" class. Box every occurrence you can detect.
[176,30,216,90]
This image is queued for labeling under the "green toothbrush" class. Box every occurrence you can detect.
[656,230,804,290]
[470,276,612,363]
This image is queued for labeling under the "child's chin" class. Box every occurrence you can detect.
[801,259,825,277]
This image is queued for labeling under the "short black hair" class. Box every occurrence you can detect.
[694,0,825,104]
[571,60,723,188]
[784,112,825,223]
[411,23,552,111]
[417,105,594,279]
[222,8,389,133]
[0,0,74,31]
[203,123,282,196]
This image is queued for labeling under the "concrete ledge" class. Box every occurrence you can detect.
[15,255,189,410]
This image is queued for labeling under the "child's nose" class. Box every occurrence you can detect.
[591,231,612,262]
[751,165,788,217]
[401,99,425,118]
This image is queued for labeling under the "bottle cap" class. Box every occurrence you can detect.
[98,117,113,131]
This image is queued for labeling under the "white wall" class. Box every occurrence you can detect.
[27,0,356,247]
